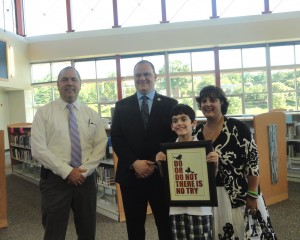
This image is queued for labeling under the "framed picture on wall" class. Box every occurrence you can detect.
[160,140,218,207]
[0,40,8,79]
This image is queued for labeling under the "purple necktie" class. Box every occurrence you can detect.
[67,104,82,167]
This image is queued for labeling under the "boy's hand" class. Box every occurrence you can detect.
[155,151,166,163]
[207,151,219,175]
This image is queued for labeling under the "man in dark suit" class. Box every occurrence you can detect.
[111,60,178,240]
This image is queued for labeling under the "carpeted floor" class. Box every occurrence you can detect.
[0,174,154,240]
[1,151,300,240]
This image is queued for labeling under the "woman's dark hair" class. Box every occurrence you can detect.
[195,85,229,115]
[170,104,195,121]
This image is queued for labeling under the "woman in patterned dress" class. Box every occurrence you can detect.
[195,85,277,240]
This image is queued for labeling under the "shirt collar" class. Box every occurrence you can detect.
[137,90,155,101]
[58,98,80,110]
[176,136,198,142]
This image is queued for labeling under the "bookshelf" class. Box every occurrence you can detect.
[0,130,8,228]
[7,123,39,184]
[96,135,119,221]
[284,111,300,182]
[6,123,126,222]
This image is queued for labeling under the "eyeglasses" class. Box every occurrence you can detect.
[134,72,153,78]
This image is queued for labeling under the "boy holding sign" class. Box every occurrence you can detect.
[156,104,218,240]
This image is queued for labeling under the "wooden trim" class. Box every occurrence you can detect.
[0,130,8,228]
[15,0,26,36]
[7,123,32,128]
[66,0,74,32]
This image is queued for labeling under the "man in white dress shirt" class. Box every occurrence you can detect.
[31,66,107,240]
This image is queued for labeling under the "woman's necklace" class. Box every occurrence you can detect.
[203,116,224,142]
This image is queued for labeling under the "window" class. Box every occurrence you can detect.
[270,45,295,66]
[31,43,300,118]
[217,0,263,18]
[270,0,300,13]
[31,63,51,83]
[121,57,142,77]
[71,0,113,31]
[0,0,15,33]
[24,0,67,36]
[220,47,268,114]
[118,0,161,27]
[270,44,298,110]
[52,61,72,81]
[242,47,266,68]
[32,84,56,110]
[167,0,211,22]
[192,51,215,71]
[296,45,300,64]
[169,52,191,73]
[74,61,97,80]
[96,58,118,117]
[219,49,242,70]
[96,59,117,78]
[271,69,296,110]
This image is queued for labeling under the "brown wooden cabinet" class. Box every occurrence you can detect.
[0,130,8,228]
[253,111,288,205]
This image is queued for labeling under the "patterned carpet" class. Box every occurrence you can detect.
[1,150,299,240]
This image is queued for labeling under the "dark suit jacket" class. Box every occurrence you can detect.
[111,92,178,186]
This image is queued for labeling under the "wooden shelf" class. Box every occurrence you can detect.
[0,130,8,228]
[284,112,300,182]
[287,168,300,182]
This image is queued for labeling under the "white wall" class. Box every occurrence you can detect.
[0,30,31,149]
[0,90,27,149]
[0,30,30,90]
[8,91,27,124]
[26,11,300,62]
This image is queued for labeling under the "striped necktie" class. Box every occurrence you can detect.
[141,96,149,128]
[67,104,82,167]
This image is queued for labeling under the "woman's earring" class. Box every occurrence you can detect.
[192,126,196,134]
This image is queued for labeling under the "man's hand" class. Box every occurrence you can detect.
[133,160,156,179]
[67,168,87,186]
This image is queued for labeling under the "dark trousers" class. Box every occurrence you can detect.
[120,172,171,240]
[39,169,97,240]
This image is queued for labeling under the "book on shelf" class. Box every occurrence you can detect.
[96,166,115,186]
[10,134,31,148]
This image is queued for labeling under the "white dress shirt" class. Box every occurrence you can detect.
[31,98,107,179]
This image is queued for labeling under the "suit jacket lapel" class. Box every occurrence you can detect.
[148,93,162,124]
